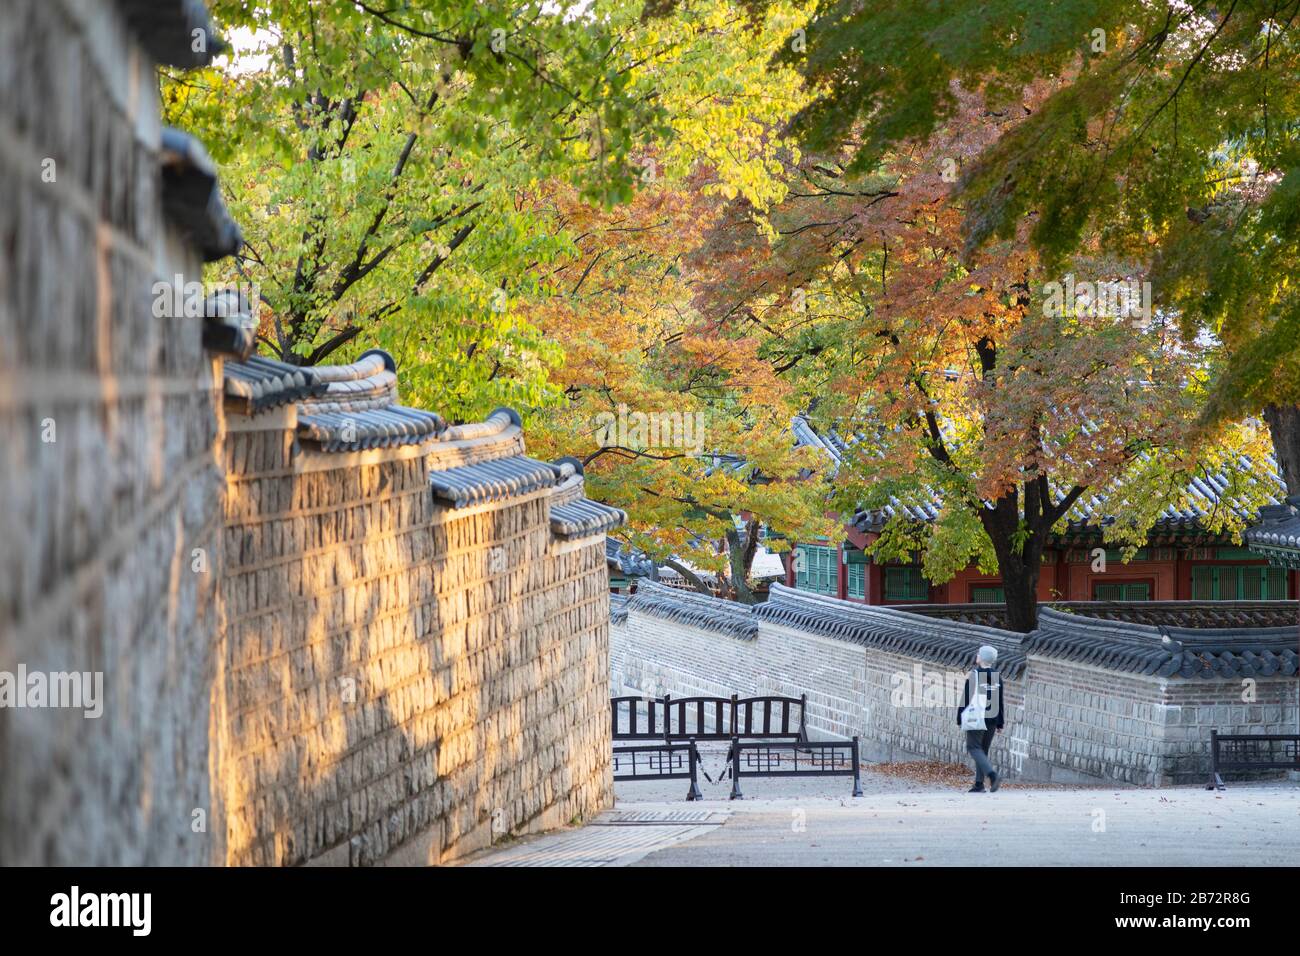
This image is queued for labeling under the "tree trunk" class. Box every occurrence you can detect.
[1263,403,1300,497]
[999,556,1042,633]
[724,517,762,605]
[979,493,1047,633]
[662,558,712,596]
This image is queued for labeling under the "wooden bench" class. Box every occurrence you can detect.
[729,736,863,799]
[610,693,809,743]
[612,741,704,801]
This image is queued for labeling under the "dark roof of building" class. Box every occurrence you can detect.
[902,601,1299,631]
[1025,607,1298,679]
[793,417,1285,538]
[159,128,242,261]
[117,0,225,67]
[1245,499,1300,568]
[606,538,657,578]
[620,580,760,641]
[757,583,1027,678]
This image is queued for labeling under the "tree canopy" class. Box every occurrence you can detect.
[165,0,1298,617]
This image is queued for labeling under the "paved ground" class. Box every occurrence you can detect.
[465,748,1300,866]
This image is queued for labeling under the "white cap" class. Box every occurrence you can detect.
[976,645,998,666]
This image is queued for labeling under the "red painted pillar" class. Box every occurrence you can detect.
[867,561,884,605]
[837,543,847,600]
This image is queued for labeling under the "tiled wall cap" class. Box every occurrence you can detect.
[757,583,1028,677]
[550,498,626,539]
[610,593,630,626]
[439,408,520,443]
[903,600,1299,630]
[1027,607,1299,678]
[223,356,327,413]
[201,290,256,360]
[428,455,557,508]
[159,128,242,261]
[117,0,226,67]
[296,406,443,451]
[621,580,759,641]
[308,351,391,384]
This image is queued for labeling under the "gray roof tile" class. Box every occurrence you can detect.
[606,537,657,578]
[757,583,1027,677]
[621,580,759,641]
[160,128,241,261]
[550,498,626,539]
[223,356,326,414]
[428,456,557,508]
[296,406,443,451]
[117,0,225,67]
[1024,607,1298,679]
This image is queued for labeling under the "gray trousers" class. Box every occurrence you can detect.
[965,727,997,784]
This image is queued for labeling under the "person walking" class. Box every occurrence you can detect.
[957,644,1004,793]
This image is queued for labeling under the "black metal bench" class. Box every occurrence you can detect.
[612,741,704,801]
[611,693,809,743]
[728,736,863,799]
[1206,730,1300,790]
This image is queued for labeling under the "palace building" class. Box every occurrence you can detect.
[785,418,1297,606]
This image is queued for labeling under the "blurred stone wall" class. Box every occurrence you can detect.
[0,0,225,864]
[0,0,613,866]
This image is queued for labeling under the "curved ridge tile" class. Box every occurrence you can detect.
[428,455,557,508]
[623,580,758,641]
[550,498,626,539]
[757,584,1027,677]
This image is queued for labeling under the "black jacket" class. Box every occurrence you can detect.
[956,667,1004,730]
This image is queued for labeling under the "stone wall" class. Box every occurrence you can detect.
[611,612,868,739]
[611,583,1299,786]
[218,403,614,865]
[0,0,226,865]
[0,0,616,865]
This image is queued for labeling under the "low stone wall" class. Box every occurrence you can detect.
[611,583,1300,786]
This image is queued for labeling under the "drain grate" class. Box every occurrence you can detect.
[596,810,727,826]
